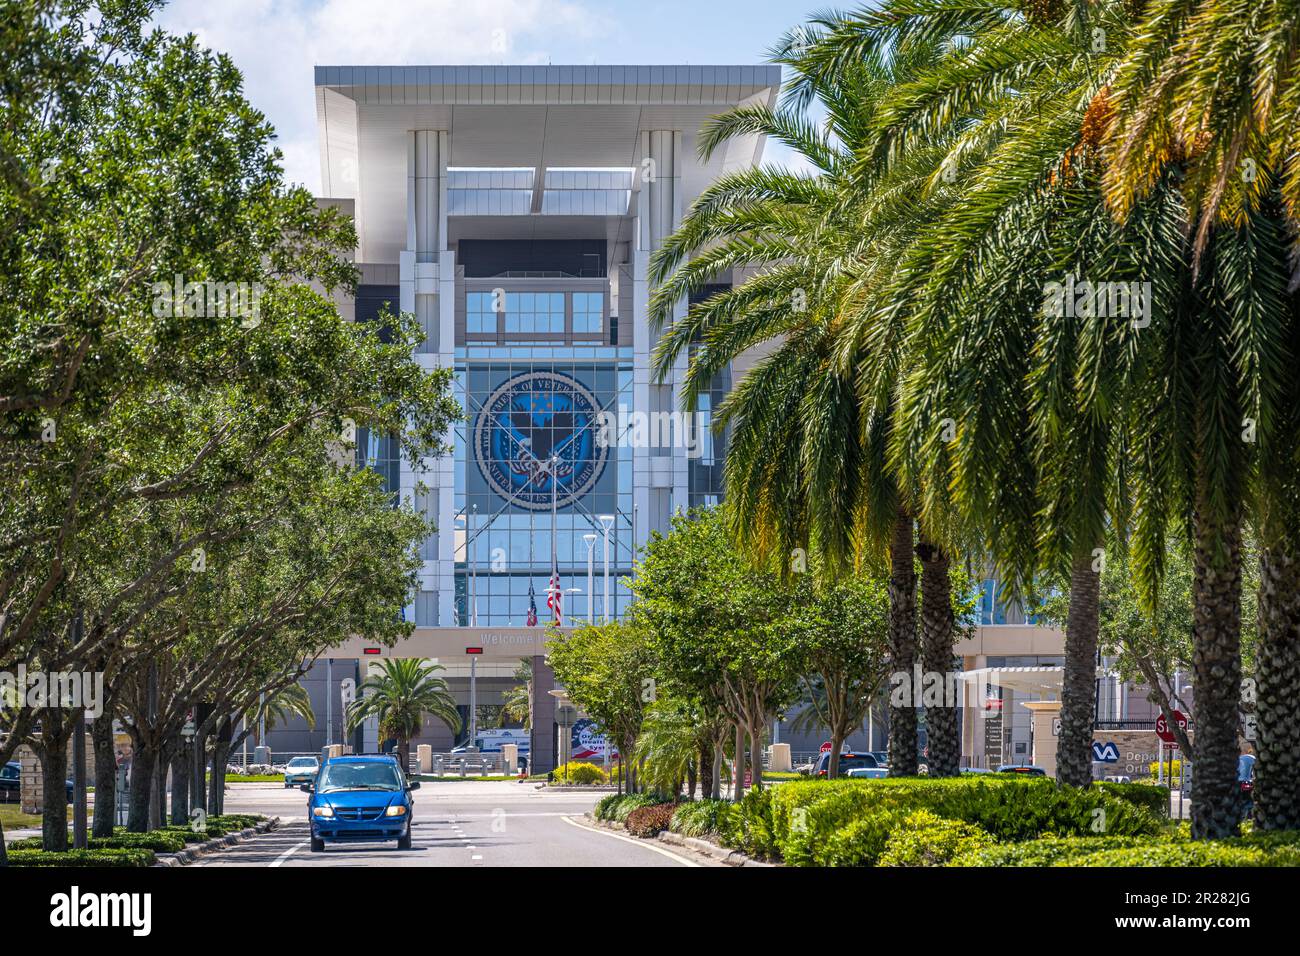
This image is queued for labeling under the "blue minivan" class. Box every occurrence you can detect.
[301,754,420,852]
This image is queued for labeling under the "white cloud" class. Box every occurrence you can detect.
[154,0,610,191]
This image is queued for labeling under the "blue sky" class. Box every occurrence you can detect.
[153,0,844,190]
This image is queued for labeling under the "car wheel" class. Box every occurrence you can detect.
[310,836,325,853]
[397,826,412,850]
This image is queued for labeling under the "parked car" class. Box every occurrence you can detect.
[282,755,320,788]
[997,764,1047,776]
[813,751,880,777]
[961,767,994,775]
[845,766,889,779]
[1,760,73,803]
[302,754,419,852]
[870,751,890,767]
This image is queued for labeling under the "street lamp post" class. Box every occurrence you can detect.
[599,514,615,623]
[583,533,597,624]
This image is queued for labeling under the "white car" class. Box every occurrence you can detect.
[844,767,889,779]
[283,756,320,788]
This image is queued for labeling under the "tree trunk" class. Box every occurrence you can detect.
[1254,545,1300,829]
[1190,506,1244,840]
[827,731,845,780]
[126,743,155,833]
[40,717,71,852]
[150,746,167,830]
[686,757,697,800]
[712,740,724,799]
[1058,551,1101,787]
[918,530,959,777]
[748,722,764,792]
[398,736,410,776]
[92,714,117,838]
[170,746,190,826]
[208,717,232,815]
[888,507,919,775]
[732,722,746,801]
[191,727,207,814]
[698,743,713,799]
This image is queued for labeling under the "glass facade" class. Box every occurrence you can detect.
[450,340,635,627]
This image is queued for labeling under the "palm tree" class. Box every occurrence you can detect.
[810,1,1297,833]
[647,29,963,777]
[1106,0,1300,833]
[344,659,461,771]
[501,658,533,730]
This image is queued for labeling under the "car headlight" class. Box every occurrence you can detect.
[312,806,334,817]
[385,805,407,817]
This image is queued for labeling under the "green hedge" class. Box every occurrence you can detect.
[7,831,187,854]
[1094,781,1169,817]
[877,810,997,867]
[670,799,732,839]
[4,848,155,867]
[593,792,667,823]
[719,777,1165,866]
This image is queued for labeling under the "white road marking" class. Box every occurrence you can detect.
[471,855,483,860]
[270,841,308,867]
[559,815,701,867]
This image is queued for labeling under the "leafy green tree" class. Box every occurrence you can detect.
[631,507,801,799]
[345,660,461,771]
[789,572,891,778]
[547,620,655,793]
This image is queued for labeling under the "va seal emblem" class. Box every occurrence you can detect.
[474,370,608,509]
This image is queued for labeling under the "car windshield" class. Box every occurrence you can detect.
[317,762,403,793]
[287,758,317,768]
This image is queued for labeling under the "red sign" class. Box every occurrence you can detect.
[362,647,381,655]
[819,741,833,752]
[1156,710,1188,743]
[465,647,483,655]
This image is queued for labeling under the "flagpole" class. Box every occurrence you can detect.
[550,454,560,625]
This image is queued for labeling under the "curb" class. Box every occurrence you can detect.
[581,812,775,867]
[153,817,279,867]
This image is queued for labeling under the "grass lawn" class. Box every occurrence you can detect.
[0,804,43,831]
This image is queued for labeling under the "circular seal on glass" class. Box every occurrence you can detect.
[474,370,608,510]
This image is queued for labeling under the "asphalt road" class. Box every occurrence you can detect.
[194,781,710,867]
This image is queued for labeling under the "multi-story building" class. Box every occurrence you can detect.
[265,65,782,770]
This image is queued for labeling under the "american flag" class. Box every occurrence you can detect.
[546,570,562,624]
[526,584,538,627]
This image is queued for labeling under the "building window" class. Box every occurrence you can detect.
[573,292,604,334]
[501,292,564,338]
[467,291,496,334]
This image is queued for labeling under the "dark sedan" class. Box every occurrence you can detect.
[0,760,74,803]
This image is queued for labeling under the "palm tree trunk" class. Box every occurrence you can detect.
[888,507,919,775]
[1058,551,1101,786]
[1254,545,1300,829]
[918,529,959,777]
[1190,505,1244,839]
[698,743,713,799]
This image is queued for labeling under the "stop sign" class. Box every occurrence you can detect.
[819,741,833,752]
[1156,710,1187,743]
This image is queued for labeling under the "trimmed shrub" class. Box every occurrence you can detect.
[951,834,1155,867]
[551,762,607,785]
[878,810,997,867]
[670,799,732,839]
[626,802,677,837]
[1095,781,1169,817]
[717,788,781,859]
[594,792,666,823]
[7,831,187,854]
[4,848,155,867]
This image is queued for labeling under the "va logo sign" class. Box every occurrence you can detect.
[1092,741,1120,762]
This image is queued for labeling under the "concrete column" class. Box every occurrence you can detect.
[417,744,432,773]
[502,743,518,774]
[529,656,556,774]
[768,743,792,772]
[1024,700,1062,777]
[633,130,684,545]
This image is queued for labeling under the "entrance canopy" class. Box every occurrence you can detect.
[956,666,1063,697]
